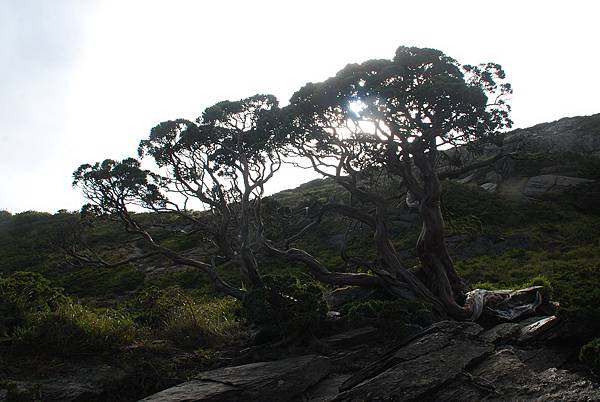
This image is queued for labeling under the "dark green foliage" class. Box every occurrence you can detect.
[13,302,137,356]
[563,181,600,214]
[126,286,241,350]
[161,297,240,350]
[127,286,189,328]
[243,273,327,339]
[0,271,67,335]
[580,338,600,370]
[442,181,517,227]
[144,268,212,291]
[58,265,144,298]
[344,299,435,330]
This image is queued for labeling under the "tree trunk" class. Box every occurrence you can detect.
[417,199,464,299]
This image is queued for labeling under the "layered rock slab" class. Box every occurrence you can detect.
[434,349,600,401]
[334,321,493,401]
[139,354,331,402]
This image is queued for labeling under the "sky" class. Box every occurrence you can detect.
[1,0,599,213]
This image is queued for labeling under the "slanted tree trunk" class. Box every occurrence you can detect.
[412,149,472,319]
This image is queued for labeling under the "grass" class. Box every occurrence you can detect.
[13,302,138,356]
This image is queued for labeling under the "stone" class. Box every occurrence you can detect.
[522,174,594,197]
[10,364,129,402]
[474,349,599,401]
[336,321,492,401]
[457,173,476,184]
[518,315,560,343]
[480,323,521,343]
[322,327,378,348]
[481,182,498,192]
[303,374,352,402]
[140,354,331,402]
[485,171,502,183]
[434,348,600,401]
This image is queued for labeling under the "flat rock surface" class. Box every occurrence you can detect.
[140,354,331,402]
[334,321,493,401]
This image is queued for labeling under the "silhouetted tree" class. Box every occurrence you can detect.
[268,46,512,318]
[72,95,283,299]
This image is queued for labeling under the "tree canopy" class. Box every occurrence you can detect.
[72,46,514,320]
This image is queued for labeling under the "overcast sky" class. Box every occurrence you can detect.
[1,0,599,213]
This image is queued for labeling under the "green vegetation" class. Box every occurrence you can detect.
[2,150,600,386]
[14,302,137,356]
[580,338,600,370]
[0,271,67,335]
[345,299,435,332]
[243,273,327,340]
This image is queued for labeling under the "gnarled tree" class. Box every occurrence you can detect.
[271,46,513,319]
[72,94,283,300]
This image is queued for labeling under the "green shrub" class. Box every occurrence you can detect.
[14,302,137,355]
[0,271,67,335]
[243,273,327,340]
[59,265,144,297]
[127,286,241,349]
[345,299,434,330]
[127,286,189,328]
[580,338,600,369]
[162,297,241,350]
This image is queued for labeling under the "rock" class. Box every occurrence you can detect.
[335,321,492,401]
[518,315,560,343]
[485,171,502,183]
[481,323,521,343]
[511,345,574,372]
[457,173,476,184]
[0,389,7,402]
[481,182,498,192]
[472,349,599,401]
[322,327,378,348]
[522,174,594,197]
[434,348,600,401]
[140,354,331,402]
[303,374,352,402]
[503,114,600,155]
[6,364,129,402]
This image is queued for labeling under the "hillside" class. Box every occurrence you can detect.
[1,113,600,401]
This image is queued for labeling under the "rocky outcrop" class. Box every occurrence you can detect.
[440,114,600,202]
[140,355,331,402]
[139,318,599,401]
[503,114,600,155]
[335,322,491,401]
[522,174,594,197]
[434,349,600,401]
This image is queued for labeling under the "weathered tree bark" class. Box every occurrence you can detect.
[411,148,473,319]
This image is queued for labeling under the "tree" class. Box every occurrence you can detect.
[72,94,283,300]
[268,46,512,319]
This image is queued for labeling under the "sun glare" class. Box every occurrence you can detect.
[348,100,367,116]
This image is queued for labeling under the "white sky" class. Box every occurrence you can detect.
[1,0,599,213]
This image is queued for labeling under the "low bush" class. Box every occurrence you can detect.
[127,286,241,350]
[580,338,600,370]
[14,302,137,355]
[0,271,67,335]
[243,273,327,340]
[162,297,240,350]
[344,299,435,330]
[127,286,188,328]
[58,265,144,298]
